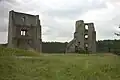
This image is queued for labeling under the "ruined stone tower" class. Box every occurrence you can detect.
[66,20,96,53]
[7,10,42,52]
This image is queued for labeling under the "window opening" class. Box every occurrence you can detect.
[21,30,26,36]
[85,34,88,39]
[85,25,88,30]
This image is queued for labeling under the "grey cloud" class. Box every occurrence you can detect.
[0,32,7,43]
[0,0,13,32]
[40,0,108,41]
[0,0,19,32]
[41,0,107,41]
[43,0,107,19]
[108,0,120,3]
[95,13,120,40]
[4,0,18,4]
[0,0,120,42]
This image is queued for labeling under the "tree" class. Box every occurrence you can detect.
[115,26,120,36]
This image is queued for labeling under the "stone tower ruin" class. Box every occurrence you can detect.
[66,20,96,53]
[7,10,42,52]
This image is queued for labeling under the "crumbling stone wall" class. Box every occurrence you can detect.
[66,20,96,53]
[7,10,42,52]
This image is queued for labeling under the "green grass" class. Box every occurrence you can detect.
[0,47,120,80]
[0,47,40,56]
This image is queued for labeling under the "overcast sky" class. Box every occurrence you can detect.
[0,0,120,43]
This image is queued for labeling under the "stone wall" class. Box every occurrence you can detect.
[66,20,96,53]
[7,10,42,52]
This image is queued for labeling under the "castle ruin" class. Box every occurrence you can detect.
[7,10,42,52]
[66,20,96,53]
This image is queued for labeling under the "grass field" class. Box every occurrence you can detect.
[0,47,120,80]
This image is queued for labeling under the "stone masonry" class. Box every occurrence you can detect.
[66,20,96,53]
[7,10,42,52]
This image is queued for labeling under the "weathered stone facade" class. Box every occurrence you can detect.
[66,20,96,53]
[7,10,42,52]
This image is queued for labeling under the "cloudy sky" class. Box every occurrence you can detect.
[0,0,120,43]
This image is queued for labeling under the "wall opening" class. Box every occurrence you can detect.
[21,30,26,36]
[84,43,88,51]
[85,43,88,47]
[85,25,88,30]
[84,34,88,39]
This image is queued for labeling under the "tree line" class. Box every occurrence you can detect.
[42,40,120,53]
[1,40,120,53]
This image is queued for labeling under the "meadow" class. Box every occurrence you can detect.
[0,47,120,80]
